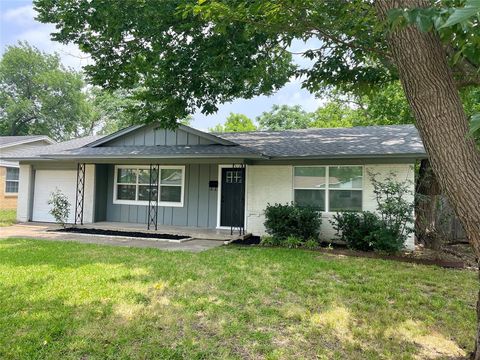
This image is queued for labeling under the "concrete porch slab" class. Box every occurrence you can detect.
[80,221,250,241]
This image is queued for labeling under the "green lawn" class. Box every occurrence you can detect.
[0,209,16,227]
[0,239,476,360]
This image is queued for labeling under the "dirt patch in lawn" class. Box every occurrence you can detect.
[52,227,190,240]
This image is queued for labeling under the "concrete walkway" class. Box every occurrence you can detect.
[0,223,225,252]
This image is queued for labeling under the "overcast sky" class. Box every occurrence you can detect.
[0,0,323,130]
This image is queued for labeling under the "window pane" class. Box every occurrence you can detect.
[117,168,136,184]
[117,185,136,200]
[5,181,18,193]
[329,166,363,189]
[160,186,181,203]
[138,185,157,201]
[138,169,151,184]
[329,190,362,212]
[294,167,326,188]
[294,189,325,211]
[6,167,19,181]
[161,169,182,185]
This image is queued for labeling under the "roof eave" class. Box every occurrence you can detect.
[0,136,55,149]
[267,152,427,160]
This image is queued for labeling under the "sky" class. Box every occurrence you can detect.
[0,0,324,130]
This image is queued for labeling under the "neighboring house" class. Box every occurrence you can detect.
[0,136,54,210]
[8,124,426,249]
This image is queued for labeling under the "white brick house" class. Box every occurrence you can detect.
[9,124,425,250]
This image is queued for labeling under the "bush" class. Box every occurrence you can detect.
[368,227,405,253]
[284,236,303,249]
[259,235,281,247]
[332,211,380,251]
[264,203,321,241]
[331,173,414,254]
[48,188,71,228]
[303,238,319,250]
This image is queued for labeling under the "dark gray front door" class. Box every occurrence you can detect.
[220,168,245,227]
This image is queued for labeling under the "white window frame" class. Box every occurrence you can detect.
[113,165,185,207]
[5,166,19,194]
[293,165,364,213]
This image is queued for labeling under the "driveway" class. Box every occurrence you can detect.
[0,223,225,252]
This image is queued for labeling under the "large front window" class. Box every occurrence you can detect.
[294,166,363,212]
[114,166,184,206]
[5,167,19,194]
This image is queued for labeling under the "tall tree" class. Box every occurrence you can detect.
[256,105,312,130]
[34,0,480,354]
[0,42,92,141]
[210,113,256,132]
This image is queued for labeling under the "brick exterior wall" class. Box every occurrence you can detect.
[245,163,416,250]
[0,166,18,210]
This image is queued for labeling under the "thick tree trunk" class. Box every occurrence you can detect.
[375,0,480,358]
[415,159,443,248]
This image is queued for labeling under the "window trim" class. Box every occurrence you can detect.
[293,165,364,213]
[5,166,19,194]
[113,165,185,207]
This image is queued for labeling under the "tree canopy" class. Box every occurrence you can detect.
[210,113,256,132]
[0,42,92,141]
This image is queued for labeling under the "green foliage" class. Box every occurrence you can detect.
[210,113,256,132]
[331,211,381,251]
[48,188,71,228]
[263,202,321,241]
[369,171,415,242]
[310,101,357,128]
[256,105,312,130]
[259,235,280,247]
[34,0,294,127]
[368,227,405,253]
[0,42,93,141]
[33,0,480,133]
[284,236,303,249]
[331,173,414,254]
[303,238,319,250]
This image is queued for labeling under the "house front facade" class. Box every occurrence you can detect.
[11,124,426,249]
[0,136,54,210]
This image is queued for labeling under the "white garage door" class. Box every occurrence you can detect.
[32,170,77,223]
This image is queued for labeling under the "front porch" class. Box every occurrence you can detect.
[79,221,251,241]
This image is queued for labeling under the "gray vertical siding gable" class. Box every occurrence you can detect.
[103,125,216,146]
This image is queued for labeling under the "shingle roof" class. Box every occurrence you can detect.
[4,135,103,160]
[0,135,53,148]
[5,125,426,161]
[215,125,425,158]
[44,145,265,159]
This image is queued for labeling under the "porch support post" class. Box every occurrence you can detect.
[74,163,86,225]
[147,164,160,230]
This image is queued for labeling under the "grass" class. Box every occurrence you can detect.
[0,209,16,227]
[0,238,476,360]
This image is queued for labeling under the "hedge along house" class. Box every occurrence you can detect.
[9,124,426,248]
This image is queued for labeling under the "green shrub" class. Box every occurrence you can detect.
[303,238,319,250]
[368,227,405,253]
[259,235,281,247]
[263,203,321,241]
[331,173,414,254]
[48,188,71,228]
[284,236,302,249]
[331,211,380,251]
